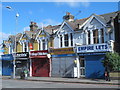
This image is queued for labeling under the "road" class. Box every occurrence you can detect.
[2,79,120,88]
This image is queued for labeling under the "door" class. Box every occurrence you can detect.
[80,56,85,77]
[32,58,50,77]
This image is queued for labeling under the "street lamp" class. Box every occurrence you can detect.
[47,54,51,77]
[6,6,19,79]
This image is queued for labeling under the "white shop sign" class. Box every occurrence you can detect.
[77,43,110,53]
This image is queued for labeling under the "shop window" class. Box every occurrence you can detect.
[93,29,99,44]
[64,34,69,47]
[101,29,104,43]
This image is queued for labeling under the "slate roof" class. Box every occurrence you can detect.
[65,18,88,30]
[100,11,119,23]
[66,11,120,31]
[43,25,61,34]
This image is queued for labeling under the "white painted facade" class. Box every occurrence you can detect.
[81,15,115,45]
[54,21,83,48]
[53,14,116,78]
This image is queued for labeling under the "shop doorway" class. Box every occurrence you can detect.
[32,58,50,77]
[79,56,85,77]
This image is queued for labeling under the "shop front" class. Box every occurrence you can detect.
[30,50,50,77]
[2,54,14,76]
[50,47,76,78]
[13,52,29,76]
[76,43,112,79]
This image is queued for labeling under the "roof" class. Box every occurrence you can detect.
[100,11,119,23]
[65,18,88,30]
[43,24,61,34]
[5,11,120,43]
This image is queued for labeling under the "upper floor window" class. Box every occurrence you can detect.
[42,40,46,50]
[64,34,69,47]
[101,29,104,43]
[70,33,73,46]
[23,42,27,52]
[60,35,62,47]
[93,29,99,44]
[59,33,73,48]
[39,41,41,50]
[86,28,104,45]
[88,31,90,44]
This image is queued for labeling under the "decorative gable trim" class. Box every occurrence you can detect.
[80,14,106,29]
[56,21,74,35]
[36,29,50,42]
[19,32,30,44]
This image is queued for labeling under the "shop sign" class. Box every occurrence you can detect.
[52,54,76,57]
[30,50,48,58]
[13,52,29,58]
[78,53,106,56]
[49,48,74,55]
[77,43,110,53]
[2,54,14,61]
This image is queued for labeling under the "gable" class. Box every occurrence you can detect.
[57,21,74,35]
[39,31,47,37]
[83,15,106,30]
[36,29,50,41]
[19,33,30,44]
[20,34,28,40]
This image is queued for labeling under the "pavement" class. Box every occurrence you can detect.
[2,76,120,85]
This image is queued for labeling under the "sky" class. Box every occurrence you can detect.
[0,1,119,45]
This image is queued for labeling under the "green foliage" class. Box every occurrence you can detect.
[102,52,120,71]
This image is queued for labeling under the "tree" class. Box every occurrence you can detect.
[102,52,120,71]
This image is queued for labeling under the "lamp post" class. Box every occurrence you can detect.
[6,6,19,79]
[47,54,51,77]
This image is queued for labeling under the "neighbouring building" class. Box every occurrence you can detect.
[1,54,14,76]
[52,11,120,79]
[75,11,120,79]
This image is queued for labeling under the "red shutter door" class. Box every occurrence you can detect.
[32,58,50,77]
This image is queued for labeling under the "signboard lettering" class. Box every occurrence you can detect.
[30,50,48,58]
[50,48,74,55]
[2,54,14,61]
[77,43,110,53]
[13,52,29,58]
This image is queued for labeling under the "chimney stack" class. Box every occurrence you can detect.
[29,21,38,31]
[63,12,74,22]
